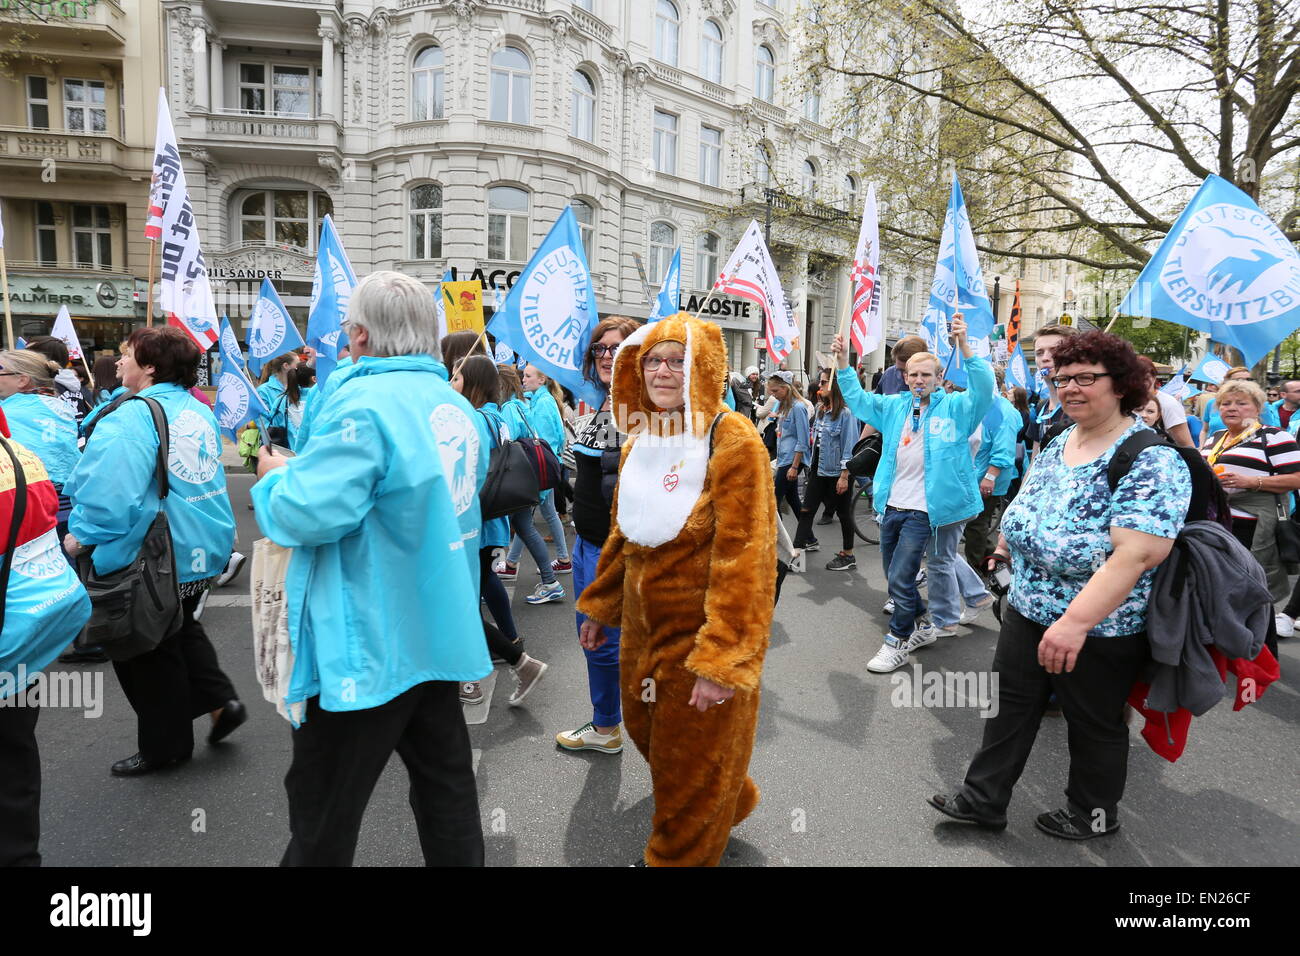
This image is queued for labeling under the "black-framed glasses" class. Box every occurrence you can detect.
[591,343,620,357]
[642,356,686,374]
[1050,371,1112,389]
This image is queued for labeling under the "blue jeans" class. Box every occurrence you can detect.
[506,504,557,584]
[536,490,570,561]
[879,507,932,641]
[573,535,621,728]
[927,521,991,627]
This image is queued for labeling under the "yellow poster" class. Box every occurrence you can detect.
[442,281,484,334]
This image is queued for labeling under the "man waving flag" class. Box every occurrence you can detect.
[146,88,219,350]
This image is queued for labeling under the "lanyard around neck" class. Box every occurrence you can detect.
[1207,421,1262,466]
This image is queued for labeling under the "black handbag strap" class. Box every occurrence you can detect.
[124,395,172,500]
[0,436,29,638]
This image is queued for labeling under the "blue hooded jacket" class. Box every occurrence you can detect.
[974,396,1020,497]
[524,386,566,458]
[251,354,491,720]
[65,383,235,582]
[1,393,78,485]
[500,396,532,441]
[475,403,511,549]
[837,357,995,528]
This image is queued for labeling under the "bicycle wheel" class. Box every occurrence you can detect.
[852,485,879,544]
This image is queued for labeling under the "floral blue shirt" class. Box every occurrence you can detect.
[1000,419,1191,637]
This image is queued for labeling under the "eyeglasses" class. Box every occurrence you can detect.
[591,343,620,357]
[642,356,686,374]
[0,371,18,377]
[1050,371,1112,389]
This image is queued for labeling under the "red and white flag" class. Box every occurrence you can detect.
[50,305,84,361]
[713,220,799,363]
[146,88,218,349]
[848,183,882,357]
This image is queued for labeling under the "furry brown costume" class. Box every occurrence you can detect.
[576,312,776,867]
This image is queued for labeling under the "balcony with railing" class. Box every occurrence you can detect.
[738,184,854,225]
[0,126,130,167]
[197,110,338,147]
[0,0,127,46]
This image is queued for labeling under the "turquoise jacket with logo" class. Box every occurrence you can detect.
[256,377,315,451]
[1,392,78,485]
[251,354,491,720]
[295,357,355,449]
[837,357,995,528]
[974,396,1020,497]
[523,387,566,458]
[65,383,235,582]
[500,397,531,440]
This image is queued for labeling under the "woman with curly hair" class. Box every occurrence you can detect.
[930,331,1192,840]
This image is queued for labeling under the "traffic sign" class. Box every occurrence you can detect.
[755,338,767,350]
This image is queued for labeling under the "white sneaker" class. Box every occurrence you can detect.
[867,637,911,674]
[905,623,938,652]
[958,596,994,625]
[193,588,209,621]
[931,623,959,638]
[883,598,895,614]
[915,567,928,588]
[217,551,247,588]
[1276,612,1295,637]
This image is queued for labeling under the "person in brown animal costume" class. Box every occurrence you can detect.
[575,312,776,867]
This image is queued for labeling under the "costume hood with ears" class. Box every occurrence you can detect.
[609,312,728,439]
[607,313,730,547]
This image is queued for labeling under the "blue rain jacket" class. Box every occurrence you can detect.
[65,383,235,582]
[295,357,355,449]
[80,386,129,438]
[524,387,565,457]
[811,407,857,477]
[475,403,511,549]
[251,353,491,720]
[500,397,531,440]
[974,396,1020,496]
[1,393,78,485]
[0,441,90,697]
[837,356,995,529]
[257,377,315,451]
[775,401,811,467]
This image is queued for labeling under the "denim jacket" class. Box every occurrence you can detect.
[775,401,810,467]
[812,407,857,477]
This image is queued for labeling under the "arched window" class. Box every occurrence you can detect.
[490,46,531,124]
[411,45,444,121]
[572,69,596,141]
[409,183,443,259]
[700,20,723,84]
[648,220,676,284]
[571,198,596,261]
[488,186,529,260]
[655,0,679,66]
[803,84,821,123]
[754,143,772,185]
[801,159,817,197]
[696,231,720,288]
[755,45,775,102]
[844,174,858,211]
[238,188,333,252]
[901,276,916,321]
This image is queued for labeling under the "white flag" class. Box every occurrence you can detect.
[0,201,6,249]
[147,88,218,350]
[713,221,799,363]
[848,184,882,356]
[50,305,84,361]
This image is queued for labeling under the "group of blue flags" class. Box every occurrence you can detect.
[306,215,358,386]
[214,314,268,441]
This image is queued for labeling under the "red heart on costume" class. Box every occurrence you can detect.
[663,474,679,492]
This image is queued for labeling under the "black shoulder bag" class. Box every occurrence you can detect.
[0,437,29,640]
[477,410,542,520]
[76,396,184,660]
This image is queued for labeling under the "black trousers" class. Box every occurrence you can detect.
[959,606,1148,824]
[0,704,40,867]
[963,494,1005,569]
[281,681,484,867]
[794,474,853,551]
[111,593,237,762]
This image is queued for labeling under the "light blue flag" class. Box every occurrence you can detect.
[1005,344,1032,392]
[647,247,681,324]
[493,340,515,365]
[306,214,358,386]
[247,278,305,379]
[1117,174,1300,368]
[15,336,26,349]
[215,314,268,440]
[920,174,995,387]
[1188,352,1231,385]
[434,268,454,338]
[1160,365,1201,401]
[487,207,601,406]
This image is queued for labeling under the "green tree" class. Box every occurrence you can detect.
[1102,316,1194,364]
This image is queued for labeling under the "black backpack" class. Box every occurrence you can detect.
[1106,430,1233,530]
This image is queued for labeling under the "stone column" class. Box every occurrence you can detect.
[192,20,210,112]
[209,39,224,113]
[318,24,338,119]
[790,247,809,375]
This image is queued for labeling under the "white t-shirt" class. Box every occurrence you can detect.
[888,419,928,512]
[1155,391,1188,429]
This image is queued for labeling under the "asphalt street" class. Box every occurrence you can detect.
[33,467,1300,867]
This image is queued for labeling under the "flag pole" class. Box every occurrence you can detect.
[692,287,720,321]
[0,248,14,350]
[145,239,157,328]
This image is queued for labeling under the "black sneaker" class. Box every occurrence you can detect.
[1035,807,1119,841]
[927,793,1007,830]
[826,553,857,571]
[816,513,835,525]
[803,539,820,553]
